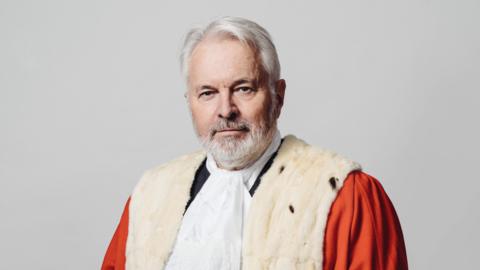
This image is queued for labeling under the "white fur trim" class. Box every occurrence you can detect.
[126,135,361,270]
[126,151,206,270]
[242,135,360,269]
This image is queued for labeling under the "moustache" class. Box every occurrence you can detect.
[210,119,251,137]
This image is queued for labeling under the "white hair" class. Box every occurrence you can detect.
[180,16,281,91]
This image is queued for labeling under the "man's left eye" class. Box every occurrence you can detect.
[236,87,255,94]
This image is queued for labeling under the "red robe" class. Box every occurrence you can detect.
[101,171,408,269]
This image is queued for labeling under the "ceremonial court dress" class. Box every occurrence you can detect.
[102,135,408,270]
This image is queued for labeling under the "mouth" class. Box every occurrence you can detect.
[214,127,249,136]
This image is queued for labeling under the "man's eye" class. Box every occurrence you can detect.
[199,91,215,98]
[236,87,255,94]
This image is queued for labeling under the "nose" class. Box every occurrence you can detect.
[218,91,238,121]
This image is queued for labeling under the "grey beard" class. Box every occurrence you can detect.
[192,92,278,170]
[200,121,276,170]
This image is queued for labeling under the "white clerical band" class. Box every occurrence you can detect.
[164,130,282,270]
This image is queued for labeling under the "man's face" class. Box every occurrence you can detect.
[187,37,278,169]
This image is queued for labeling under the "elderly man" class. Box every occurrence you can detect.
[102,17,408,270]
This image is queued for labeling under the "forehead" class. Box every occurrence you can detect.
[188,37,260,87]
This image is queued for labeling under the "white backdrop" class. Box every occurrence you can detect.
[1,0,479,269]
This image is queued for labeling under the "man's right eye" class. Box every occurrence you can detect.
[199,90,215,98]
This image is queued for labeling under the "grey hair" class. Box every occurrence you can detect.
[180,16,281,91]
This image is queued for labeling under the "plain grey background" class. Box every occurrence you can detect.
[1,0,479,269]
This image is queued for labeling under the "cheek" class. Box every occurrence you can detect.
[190,102,216,134]
[242,91,272,123]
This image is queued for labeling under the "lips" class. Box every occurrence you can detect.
[214,127,249,136]
[218,128,245,132]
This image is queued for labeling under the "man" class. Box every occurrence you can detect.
[102,17,408,270]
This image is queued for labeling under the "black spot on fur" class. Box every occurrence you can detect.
[329,177,339,190]
[279,165,285,174]
[289,204,294,213]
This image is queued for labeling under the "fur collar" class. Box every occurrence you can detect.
[126,135,361,270]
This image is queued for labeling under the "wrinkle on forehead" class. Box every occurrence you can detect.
[187,36,266,91]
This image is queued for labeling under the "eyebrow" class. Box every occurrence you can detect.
[196,78,257,92]
[196,85,217,92]
[230,78,258,88]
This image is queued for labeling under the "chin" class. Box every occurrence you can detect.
[202,127,274,170]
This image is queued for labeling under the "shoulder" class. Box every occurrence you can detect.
[278,135,362,188]
[143,150,206,178]
[135,150,206,189]
[340,170,395,206]
[277,135,361,171]
[342,170,384,192]
[129,150,206,210]
[281,135,360,167]
[330,170,405,240]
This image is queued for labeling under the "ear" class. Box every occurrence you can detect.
[274,79,286,117]
[184,90,190,105]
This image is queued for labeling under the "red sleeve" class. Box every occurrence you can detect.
[323,171,408,270]
[101,198,130,270]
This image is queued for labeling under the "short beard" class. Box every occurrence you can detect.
[201,119,276,170]
[194,102,277,170]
